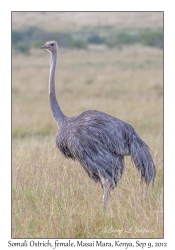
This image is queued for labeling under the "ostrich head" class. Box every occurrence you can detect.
[40,41,58,53]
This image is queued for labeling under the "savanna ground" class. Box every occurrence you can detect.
[12,12,163,238]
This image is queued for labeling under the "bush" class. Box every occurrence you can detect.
[15,42,29,54]
[105,30,163,49]
[117,32,138,45]
[105,32,138,48]
[88,35,105,44]
[12,27,88,51]
[105,39,117,48]
[140,30,163,49]
[54,33,76,48]
[12,26,163,53]
[72,40,87,49]
[31,40,44,48]
[12,30,22,45]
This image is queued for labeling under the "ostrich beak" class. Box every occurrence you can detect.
[40,45,46,49]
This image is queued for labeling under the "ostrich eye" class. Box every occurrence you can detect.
[51,43,54,46]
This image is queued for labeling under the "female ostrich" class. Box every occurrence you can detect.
[40,41,155,207]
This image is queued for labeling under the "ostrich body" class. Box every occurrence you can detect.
[40,41,155,207]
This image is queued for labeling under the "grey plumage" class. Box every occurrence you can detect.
[40,41,156,207]
[56,110,155,186]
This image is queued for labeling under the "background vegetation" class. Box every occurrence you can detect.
[12,26,163,53]
[12,12,163,238]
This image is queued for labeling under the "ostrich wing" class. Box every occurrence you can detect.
[56,110,134,185]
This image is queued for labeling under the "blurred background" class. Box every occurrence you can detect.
[12,12,163,53]
[12,11,163,139]
[12,12,163,238]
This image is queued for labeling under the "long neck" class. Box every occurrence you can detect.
[49,51,66,125]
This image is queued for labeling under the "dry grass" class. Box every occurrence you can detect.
[12,12,163,31]
[12,138,163,238]
[12,136,163,238]
[12,45,163,138]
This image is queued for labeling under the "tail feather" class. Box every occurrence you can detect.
[130,134,156,184]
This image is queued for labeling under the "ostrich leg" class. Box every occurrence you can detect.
[99,173,111,207]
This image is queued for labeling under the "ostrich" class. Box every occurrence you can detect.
[40,40,155,207]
